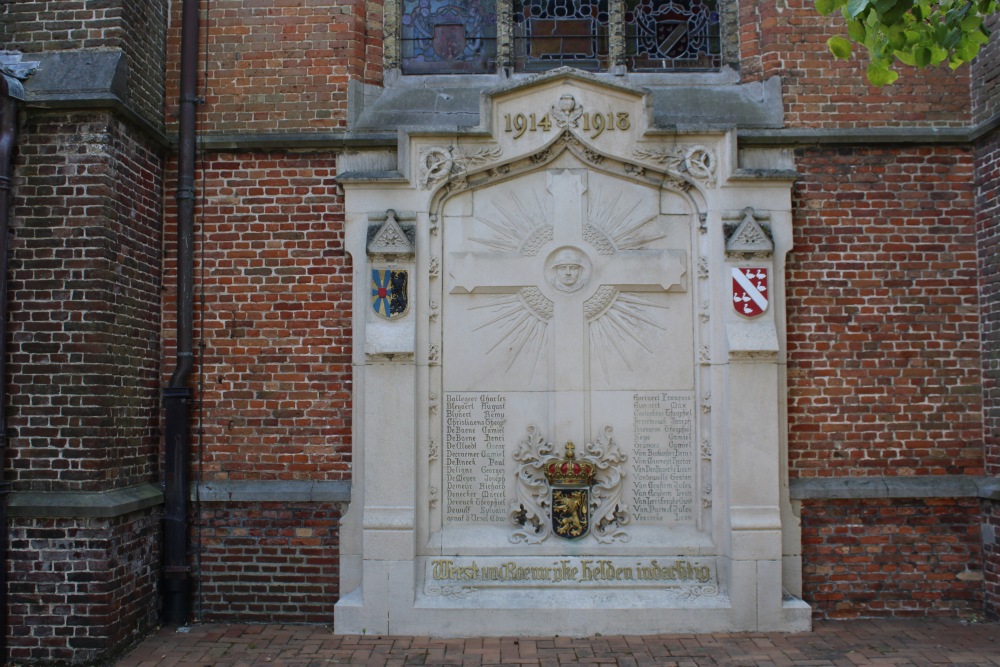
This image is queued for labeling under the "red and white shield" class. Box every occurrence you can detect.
[732,267,768,317]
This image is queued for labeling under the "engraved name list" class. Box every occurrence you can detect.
[631,392,696,523]
[445,393,508,523]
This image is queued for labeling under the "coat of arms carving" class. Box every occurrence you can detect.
[510,424,629,544]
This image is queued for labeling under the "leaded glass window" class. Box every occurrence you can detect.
[395,0,724,74]
[624,0,721,71]
[512,0,610,72]
[401,0,497,74]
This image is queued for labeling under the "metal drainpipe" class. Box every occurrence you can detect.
[0,72,23,665]
[163,0,200,626]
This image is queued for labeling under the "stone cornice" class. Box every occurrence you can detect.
[790,475,999,501]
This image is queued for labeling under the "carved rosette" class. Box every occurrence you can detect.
[509,424,630,544]
[633,145,717,188]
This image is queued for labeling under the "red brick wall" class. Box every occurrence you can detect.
[974,122,1000,617]
[748,0,970,128]
[162,152,352,483]
[801,498,983,618]
[787,146,983,478]
[196,503,341,622]
[164,0,380,135]
[8,112,164,492]
[975,122,1000,481]
[0,0,168,127]
[972,15,1000,123]
[985,501,999,620]
[7,510,160,664]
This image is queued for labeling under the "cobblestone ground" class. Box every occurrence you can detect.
[117,619,999,666]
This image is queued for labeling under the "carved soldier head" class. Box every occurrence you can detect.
[550,248,587,293]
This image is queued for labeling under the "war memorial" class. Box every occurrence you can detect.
[0,0,996,663]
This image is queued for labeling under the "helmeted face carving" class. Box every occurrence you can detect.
[549,248,587,293]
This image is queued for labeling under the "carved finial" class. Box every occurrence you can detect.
[725,207,773,257]
[368,209,413,256]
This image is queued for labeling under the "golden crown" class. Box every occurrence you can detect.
[544,443,595,486]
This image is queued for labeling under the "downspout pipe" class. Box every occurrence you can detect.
[163,0,199,626]
[0,72,24,666]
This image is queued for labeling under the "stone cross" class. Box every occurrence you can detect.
[448,169,686,446]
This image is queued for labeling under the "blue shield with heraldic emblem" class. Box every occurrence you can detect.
[371,269,409,319]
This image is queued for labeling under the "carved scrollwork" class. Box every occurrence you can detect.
[633,145,717,188]
[585,425,630,544]
[420,144,503,190]
[509,425,554,544]
[680,583,720,599]
[426,584,478,599]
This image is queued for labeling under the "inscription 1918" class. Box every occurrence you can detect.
[632,392,695,523]
[503,111,631,140]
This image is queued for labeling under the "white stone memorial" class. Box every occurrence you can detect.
[336,70,811,635]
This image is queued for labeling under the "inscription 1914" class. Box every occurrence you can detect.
[632,392,695,523]
[445,393,508,524]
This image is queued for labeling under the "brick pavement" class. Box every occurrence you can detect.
[116,619,999,666]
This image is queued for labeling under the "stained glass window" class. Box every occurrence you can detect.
[512,0,610,72]
[401,0,497,74]
[625,0,721,71]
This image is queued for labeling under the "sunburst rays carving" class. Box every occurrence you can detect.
[464,183,668,382]
[470,190,551,254]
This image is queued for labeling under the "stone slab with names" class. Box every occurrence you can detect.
[336,69,811,636]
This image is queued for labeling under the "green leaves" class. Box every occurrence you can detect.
[820,0,998,85]
[828,36,854,58]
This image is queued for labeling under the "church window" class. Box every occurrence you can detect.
[395,0,722,74]
[512,0,610,72]
[624,0,721,71]
[400,0,498,74]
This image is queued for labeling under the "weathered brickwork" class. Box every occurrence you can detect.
[164,0,379,135]
[801,498,983,619]
[8,112,164,492]
[975,135,1000,477]
[7,509,160,665]
[749,0,970,127]
[787,146,983,478]
[985,501,999,619]
[974,125,1000,617]
[972,15,1000,123]
[195,503,341,623]
[0,0,168,128]
[161,153,351,482]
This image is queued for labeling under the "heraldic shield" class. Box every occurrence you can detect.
[731,267,768,318]
[371,269,409,319]
[545,443,596,540]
